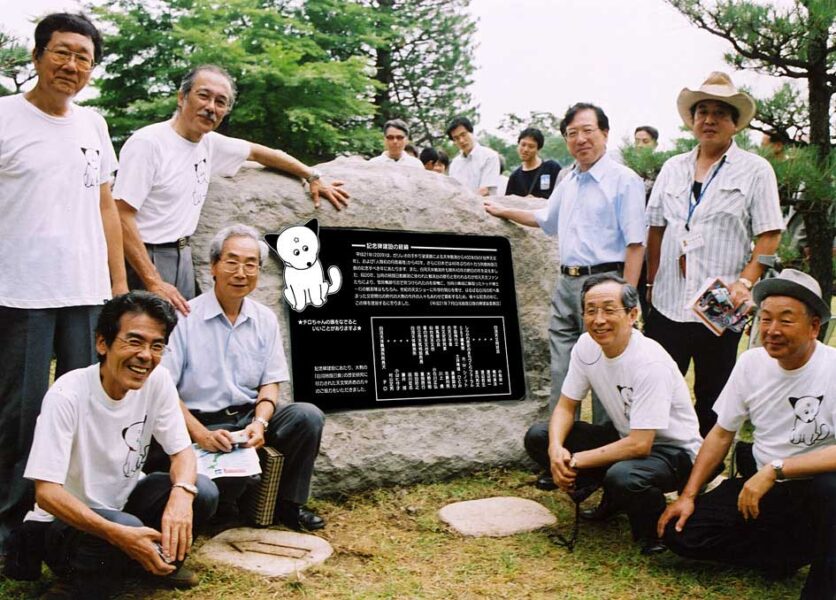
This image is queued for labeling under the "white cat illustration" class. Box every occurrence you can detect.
[789,395,830,446]
[275,219,341,312]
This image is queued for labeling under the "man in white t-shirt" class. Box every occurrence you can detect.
[446,115,501,196]
[368,119,423,168]
[113,64,350,316]
[3,291,218,597]
[0,13,127,552]
[659,269,836,599]
[524,274,702,554]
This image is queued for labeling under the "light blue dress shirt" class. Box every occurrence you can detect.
[162,291,289,413]
[534,153,646,267]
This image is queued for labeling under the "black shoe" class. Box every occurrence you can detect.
[276,507,325,532]
[535,471,558,491]
[640,538,667,555]
[579,496,618,522]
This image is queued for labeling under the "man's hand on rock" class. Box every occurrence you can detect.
[310,179,349,211]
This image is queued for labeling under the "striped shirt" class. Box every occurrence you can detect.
[647,141,783,323]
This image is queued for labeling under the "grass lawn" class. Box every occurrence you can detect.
[1,468,804,599]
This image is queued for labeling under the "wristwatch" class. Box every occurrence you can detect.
[173,482,198,496]
[252,416,270,430]
[568,454,578,469]
[305,169,322,184]
[738,277,754,291]
[770,459,786,481]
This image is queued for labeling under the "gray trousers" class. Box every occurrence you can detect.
[549,271,620,423]
[126,244,196,300]
[44,473,217,598]
[0,305,101,551]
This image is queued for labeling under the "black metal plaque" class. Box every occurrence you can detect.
[265,227,525,410]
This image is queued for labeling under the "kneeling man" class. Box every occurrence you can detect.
[525,274,702,553]
[19,292,217,596]
[659,269,836,599]
[162,224,326,531]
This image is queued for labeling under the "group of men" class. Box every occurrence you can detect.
[0,13,341,597]
[483,72,833,598]
[2,10,835,600]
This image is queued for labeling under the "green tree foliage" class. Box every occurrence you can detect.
[0,29,36,96]
[303,0,478,149]
[668,0,836,305]
[88,0,379,161]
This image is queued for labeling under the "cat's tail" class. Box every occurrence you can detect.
[327,266,342,295]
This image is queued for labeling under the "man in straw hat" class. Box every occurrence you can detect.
[645,72,784,437]
[659,269,836,598]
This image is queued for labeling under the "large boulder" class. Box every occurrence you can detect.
[194,157,558,496]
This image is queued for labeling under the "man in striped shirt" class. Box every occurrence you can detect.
[645,72,783,437]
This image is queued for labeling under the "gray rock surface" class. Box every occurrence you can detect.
[438,496,557,537]
[196,528,333,578]
[194,158,558,496]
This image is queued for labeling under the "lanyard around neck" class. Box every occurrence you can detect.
[686,155,726,231]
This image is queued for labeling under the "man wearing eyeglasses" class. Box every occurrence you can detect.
[160,224,326,532]
[0,12,128,552]
[524,274,702,555]
[368,119,423,168]
[113,65,350,318]
[484,103,646,423]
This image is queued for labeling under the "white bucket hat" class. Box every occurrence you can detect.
[677,71,756,133]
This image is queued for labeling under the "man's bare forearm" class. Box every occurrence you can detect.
[116,199,159,286]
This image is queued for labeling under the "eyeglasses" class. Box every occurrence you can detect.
[565,127,600,141]
[43,47,95,72]
[219,260,260,275]
[583,306,629,318]
[117,336,166,356]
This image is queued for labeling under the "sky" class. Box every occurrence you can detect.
[3,0,789,149]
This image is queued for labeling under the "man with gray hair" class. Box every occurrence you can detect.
[524,274,702,554]
[113,64,350,317]
[368,119,423,168]
[160,224,326,531]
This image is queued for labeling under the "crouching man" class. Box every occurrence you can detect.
[11,292,218,597]
[161,224,326,531]
[659,269,836,599]
[524,274,702,553]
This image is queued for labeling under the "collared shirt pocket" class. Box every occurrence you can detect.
[659,180,690,224]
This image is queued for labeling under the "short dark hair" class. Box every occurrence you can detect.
[689,100,739,125]
[446,116,473,139]
[560,103,609,136]
[634,125,659,142]
[437,149,450,168]
[179,65,237,110]
[405,143,418,158]
[580,273,639,311]
[95,292,178,357]
[34,13,103,63]
[420,147,439,164]
[383,119,410,137]
[765,130,791,145]
[518,127,545,150]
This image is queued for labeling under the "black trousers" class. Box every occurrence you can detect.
[525,421,693,541]
[147,403,324,512]
[644,306,742,437]
[663,473,836,600]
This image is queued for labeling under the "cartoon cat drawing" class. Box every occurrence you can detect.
[275,219,341,312]
[192,158,209,205]
[789,395,830,446]
[122,416,149,477]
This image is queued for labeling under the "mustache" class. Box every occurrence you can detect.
[198,109,217,123]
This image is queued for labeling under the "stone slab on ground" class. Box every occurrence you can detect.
[438,496,556,537]
[196,527,333,578]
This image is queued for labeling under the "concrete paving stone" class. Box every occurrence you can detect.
[438,496,557,537]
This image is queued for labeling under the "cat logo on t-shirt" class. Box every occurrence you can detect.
[192,158,209,205]
[80,147,100,188]
[789,395,830,446]
[122,416,149,477]
[617,385,633,419]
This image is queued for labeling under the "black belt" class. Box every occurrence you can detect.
[192,404,253,426]
[560,262,624,277]
[146,236,190,250]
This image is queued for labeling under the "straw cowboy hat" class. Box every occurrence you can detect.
[676,71,756,133]
[753,269,832,322]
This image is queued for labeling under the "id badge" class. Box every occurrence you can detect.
[539,174,550,191]
[679,232,705,254]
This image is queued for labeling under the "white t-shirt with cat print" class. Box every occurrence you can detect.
[714,342,836,469]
